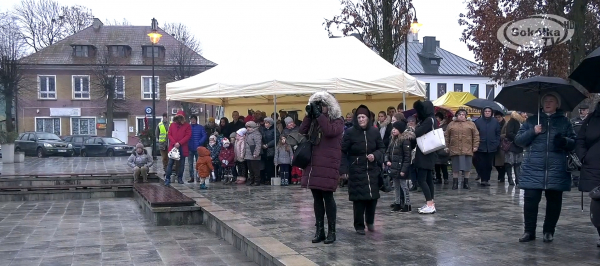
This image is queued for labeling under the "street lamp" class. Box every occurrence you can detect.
[404,7,422,104]
[148,18,162,159]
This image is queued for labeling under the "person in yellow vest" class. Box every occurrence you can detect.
[156,113,171,172]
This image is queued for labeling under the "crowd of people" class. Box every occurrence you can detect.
[129,91,600,247]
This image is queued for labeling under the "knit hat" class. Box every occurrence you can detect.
[456,108,468,116]
[236,128,247,136]
[264,117,274,125]
[176,110,185,117]
[541,92,561,108]
[392,121,407,133]
[208,117,215,123]
[230,132,237,139]
[222,138,230,147]
[355,106,370,117]
[284,117,294,125]
[245,121,258,128]
[136,143,144,149]
[209,135,217,141]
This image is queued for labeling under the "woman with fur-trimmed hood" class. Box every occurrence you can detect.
[165,111,192,185]
[299,91,344,245]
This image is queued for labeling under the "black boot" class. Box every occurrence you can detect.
[519,232,536,242]
[400,204,411,212]
[452,178,459,190]
[434,178,442,184]
[463,178,470,189]
[312,221,326,243]
[324,221,336,244]
[391,204,402,212]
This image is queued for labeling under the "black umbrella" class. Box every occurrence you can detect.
[569,46,600,92]
[495,76,586,123]
[465,99,507,114]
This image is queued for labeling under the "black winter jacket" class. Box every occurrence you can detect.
[342,105,385,201]
[576,104,600,192]
[474,114,501,153]
[504,118,524,153]
[413,100,439,170]
[385,131,415,179]
[262,125,277,157]
[515,110,576,191]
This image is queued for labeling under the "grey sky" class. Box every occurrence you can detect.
[1,0,475,65]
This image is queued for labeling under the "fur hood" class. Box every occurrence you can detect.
[400,130,415,141]
[510,111,525,123]
[308,91,342,120]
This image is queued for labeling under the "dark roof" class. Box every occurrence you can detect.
[395,37,480,76]
[20,24,216,67]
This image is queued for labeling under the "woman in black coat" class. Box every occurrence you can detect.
[413,100,439,214]
[342,105,385,235]
[575,102,600,247]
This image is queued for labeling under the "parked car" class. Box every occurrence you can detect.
[62,135,96,156]
[15,132,74,158]
[80,137,134,157]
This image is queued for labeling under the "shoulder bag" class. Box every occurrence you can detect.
[292,121,316,169]
[416,117,446,155]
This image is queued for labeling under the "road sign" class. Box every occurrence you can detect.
[145,106,153,115]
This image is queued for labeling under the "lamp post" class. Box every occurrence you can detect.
[404,7,422,104]
[148,18,162,159]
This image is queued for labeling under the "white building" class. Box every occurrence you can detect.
[396,36,501,101]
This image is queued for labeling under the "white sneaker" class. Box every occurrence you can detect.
[419,205,436,214]
[418,204,428,211]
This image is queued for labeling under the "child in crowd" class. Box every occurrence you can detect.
[195,146,214,189]
[276,135,294,186]
[291,167,302,185]
[207,135,221,182]
[219,138,235,184]
[234,128,247,184]
[385,121,415,212]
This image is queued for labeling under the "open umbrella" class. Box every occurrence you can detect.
[465,99,507,114]
[569,46,600,92]
[495,76,587,124]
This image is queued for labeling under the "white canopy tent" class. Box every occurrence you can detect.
[166,37,426,115]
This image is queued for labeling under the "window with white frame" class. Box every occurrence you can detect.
[142,76,159,100]
[38,76,56,99]
[71,118,96,135]
[114,76,125,99]
[73,75,90,99]
[35,118,61,135]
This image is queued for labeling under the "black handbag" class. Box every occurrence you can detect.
[292,140,312,168]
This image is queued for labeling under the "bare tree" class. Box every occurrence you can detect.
[14,0,93,52]
[104,18,132,26]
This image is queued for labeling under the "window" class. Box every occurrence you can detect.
[71,118,96,135]
[114,76,125,99]
[144,46,160,58]
[74,137,83,143]
[35,118,60,135]
[486,84,495,101]
[142,76,159,99]
[72,75,90,99]
[430,59,438,65]
[20,133,29,141]
[63,136,72,142]
[94,138,103,144]
[136,117,161,135]
[74,46,89,57]
[470,84,479,97]
[85,139,93,144]
[110,46,127,57]
[454,84,463,92]
[38,76,56,99]
[437,83,447,98]
[425,83,430,100]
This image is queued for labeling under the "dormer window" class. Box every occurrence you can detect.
[110,46,127,57]
[74,46,89,57]
[430,59,438,65]
[143,46,162,58]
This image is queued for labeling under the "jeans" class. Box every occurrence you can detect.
[474,152,494,182]
[523,189,563,234]
[417,169,434,201]
[353,199,377,231]
[435,164,448,180]
[165,146,186,181]
[393,177,410,205]
[279,164,291,183]
[311,189,336,224]
[188,150,199,178]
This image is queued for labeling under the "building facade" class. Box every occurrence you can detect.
[18,19,216,145]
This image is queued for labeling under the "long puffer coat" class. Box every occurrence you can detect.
[244,128,262,161]
[576,103,600,192]
[384,131,415,180]
[515,110,576,191]
[413,100,438,170]
[299,92,345,192]
[444,118,480,156]
[343,105,386,201]
[474,109,501,153]
[262,124,277,157]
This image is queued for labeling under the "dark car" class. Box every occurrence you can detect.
[80,137,133,157]
[62,135,96,156]
[15,132,74,158]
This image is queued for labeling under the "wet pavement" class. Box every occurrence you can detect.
[0,157,162,176]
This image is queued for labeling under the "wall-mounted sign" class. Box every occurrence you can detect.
[97,118,107,124]
[50,108,81,117]
[97,123,106,129]
[129,126,134,133]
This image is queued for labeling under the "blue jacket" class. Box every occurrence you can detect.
[188,124,207,152]
[474,116,501,153]
[515,110,576,191]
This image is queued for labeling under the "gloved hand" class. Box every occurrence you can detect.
[305,104,313,117]
[554,133,567,149]
[310,102,322,118]
[222,160,227,165]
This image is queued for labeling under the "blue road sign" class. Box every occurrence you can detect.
[145,106,153,115]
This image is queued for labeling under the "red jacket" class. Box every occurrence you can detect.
[168,121,192,157]
[219,145,235,167]
[244,115,254,123]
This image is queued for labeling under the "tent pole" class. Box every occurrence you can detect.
[274,94,278,180]
[402,92,406,111]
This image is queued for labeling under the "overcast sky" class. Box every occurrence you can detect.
[1,0,475,65]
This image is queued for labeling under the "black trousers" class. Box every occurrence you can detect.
[311,189,336,224]
[353,199,377,231]
[417,169,434,201]
[261,156,275,183]
[523,189,563,234]
[435,164,449,180]
[247,160,261,184]
[474,152,494,182]
[495,165,506,181]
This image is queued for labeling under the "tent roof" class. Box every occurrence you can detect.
[432,92,477,108]
[166,37,426,106]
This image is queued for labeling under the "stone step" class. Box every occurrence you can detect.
[0,173,160,187]
[0,188,133,201]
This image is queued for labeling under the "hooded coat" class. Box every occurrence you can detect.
[385,130,415,179]
[342,105,386,201]
[168,112,192,157]
[515,110,576,191]
[413,100,439,170]
[576,103,600,192]
[299,92,345,192]
[195,146,214,178]
[444,117,480,156]
[505,111,525,154]
[474,107,501,153]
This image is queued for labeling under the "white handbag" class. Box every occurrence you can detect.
[168,147,180,160]
[416,118,446,155]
